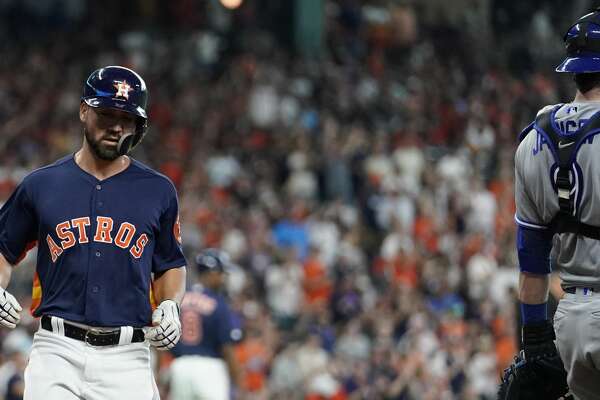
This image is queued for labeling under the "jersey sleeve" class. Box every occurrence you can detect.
[514,132,551,230]
[0,181,38,265]
[152,185,186,273]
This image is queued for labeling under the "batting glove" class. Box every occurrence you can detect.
[0,287,21,329]
[145,300,181,350]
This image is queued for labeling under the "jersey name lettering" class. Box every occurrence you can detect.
[533,132,550,155]
[47,216,149,262]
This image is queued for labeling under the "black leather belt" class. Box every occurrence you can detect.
[41,315,145,346]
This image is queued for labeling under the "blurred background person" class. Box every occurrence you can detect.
[168,249,243,400]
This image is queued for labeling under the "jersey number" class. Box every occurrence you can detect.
[181,309,202,345]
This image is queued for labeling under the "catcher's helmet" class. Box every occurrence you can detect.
[556,7,600,73]
[195,249,232,274]
[82,66,148,155]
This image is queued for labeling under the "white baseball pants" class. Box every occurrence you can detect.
[554,289,600,400]
[169,355,230,400]
[24,324,160,400]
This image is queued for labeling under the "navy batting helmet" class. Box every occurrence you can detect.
[557,7,600,73]
[195,249,232,274]
[82,66,148,155]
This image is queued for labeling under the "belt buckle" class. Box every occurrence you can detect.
[84,328,98,346]
[84,328,110,346]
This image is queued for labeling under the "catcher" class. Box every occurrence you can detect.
[501,6,600,400]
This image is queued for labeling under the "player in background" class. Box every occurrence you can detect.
[169,248,244,400]
[0,65,187,399]
[513,7,600,399]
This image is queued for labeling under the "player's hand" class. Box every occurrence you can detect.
[0,287,22,329]
[145,299,181,350]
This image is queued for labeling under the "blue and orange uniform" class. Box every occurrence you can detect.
[0,65,187,400]
[0,154,185,326]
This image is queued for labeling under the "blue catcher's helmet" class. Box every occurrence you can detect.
[557,7,600,73]
[82,65,148,154]
[195,249,232,274]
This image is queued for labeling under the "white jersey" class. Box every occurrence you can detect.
[515,102,600,287]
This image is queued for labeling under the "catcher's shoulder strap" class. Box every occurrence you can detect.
[520,105,600,239]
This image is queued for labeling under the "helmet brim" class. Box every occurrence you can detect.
[556,56,600,73]
[83,97,147,119]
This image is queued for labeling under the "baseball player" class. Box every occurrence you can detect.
[0,65,187,399]
[510,7,600,400]
[169,248,243,400]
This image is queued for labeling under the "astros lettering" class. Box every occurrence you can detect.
[46,216,149,262]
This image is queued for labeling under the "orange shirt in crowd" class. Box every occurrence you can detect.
[235,338,270,392]
[392,254,418,289]
[492,316,517,372]
[303,256,332,305]
[413,215,438,254]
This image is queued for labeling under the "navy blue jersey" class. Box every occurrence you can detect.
[0,154,186,327]
[171,285,240,359]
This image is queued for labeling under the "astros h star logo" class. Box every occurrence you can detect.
[113,81,132,100]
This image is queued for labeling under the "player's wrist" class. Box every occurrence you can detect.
[520,302,548,325]
[523,319,555,344]
[522,319,557,359]
[158,299,180,314]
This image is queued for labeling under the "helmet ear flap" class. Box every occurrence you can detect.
[131,118,148,149]
[117,134,136,156]
[114,116,147,156]
[115,119,147,156]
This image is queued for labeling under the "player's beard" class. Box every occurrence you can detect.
[84,128,120,161]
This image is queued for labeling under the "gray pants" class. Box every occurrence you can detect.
[555,290,600,400]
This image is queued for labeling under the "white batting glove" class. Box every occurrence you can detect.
[145,300,181,350]
[0,287,21,329]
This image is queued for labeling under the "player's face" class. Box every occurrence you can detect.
[207,271,226,289]
[80,104,137,161]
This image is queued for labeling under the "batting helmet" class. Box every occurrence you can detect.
[82,65,148,155]
[556,7,600,73]
[195,249,232,274]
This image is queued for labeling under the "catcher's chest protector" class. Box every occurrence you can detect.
[520,106,600,239]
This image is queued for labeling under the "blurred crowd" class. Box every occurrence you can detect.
[0,0,590,399]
